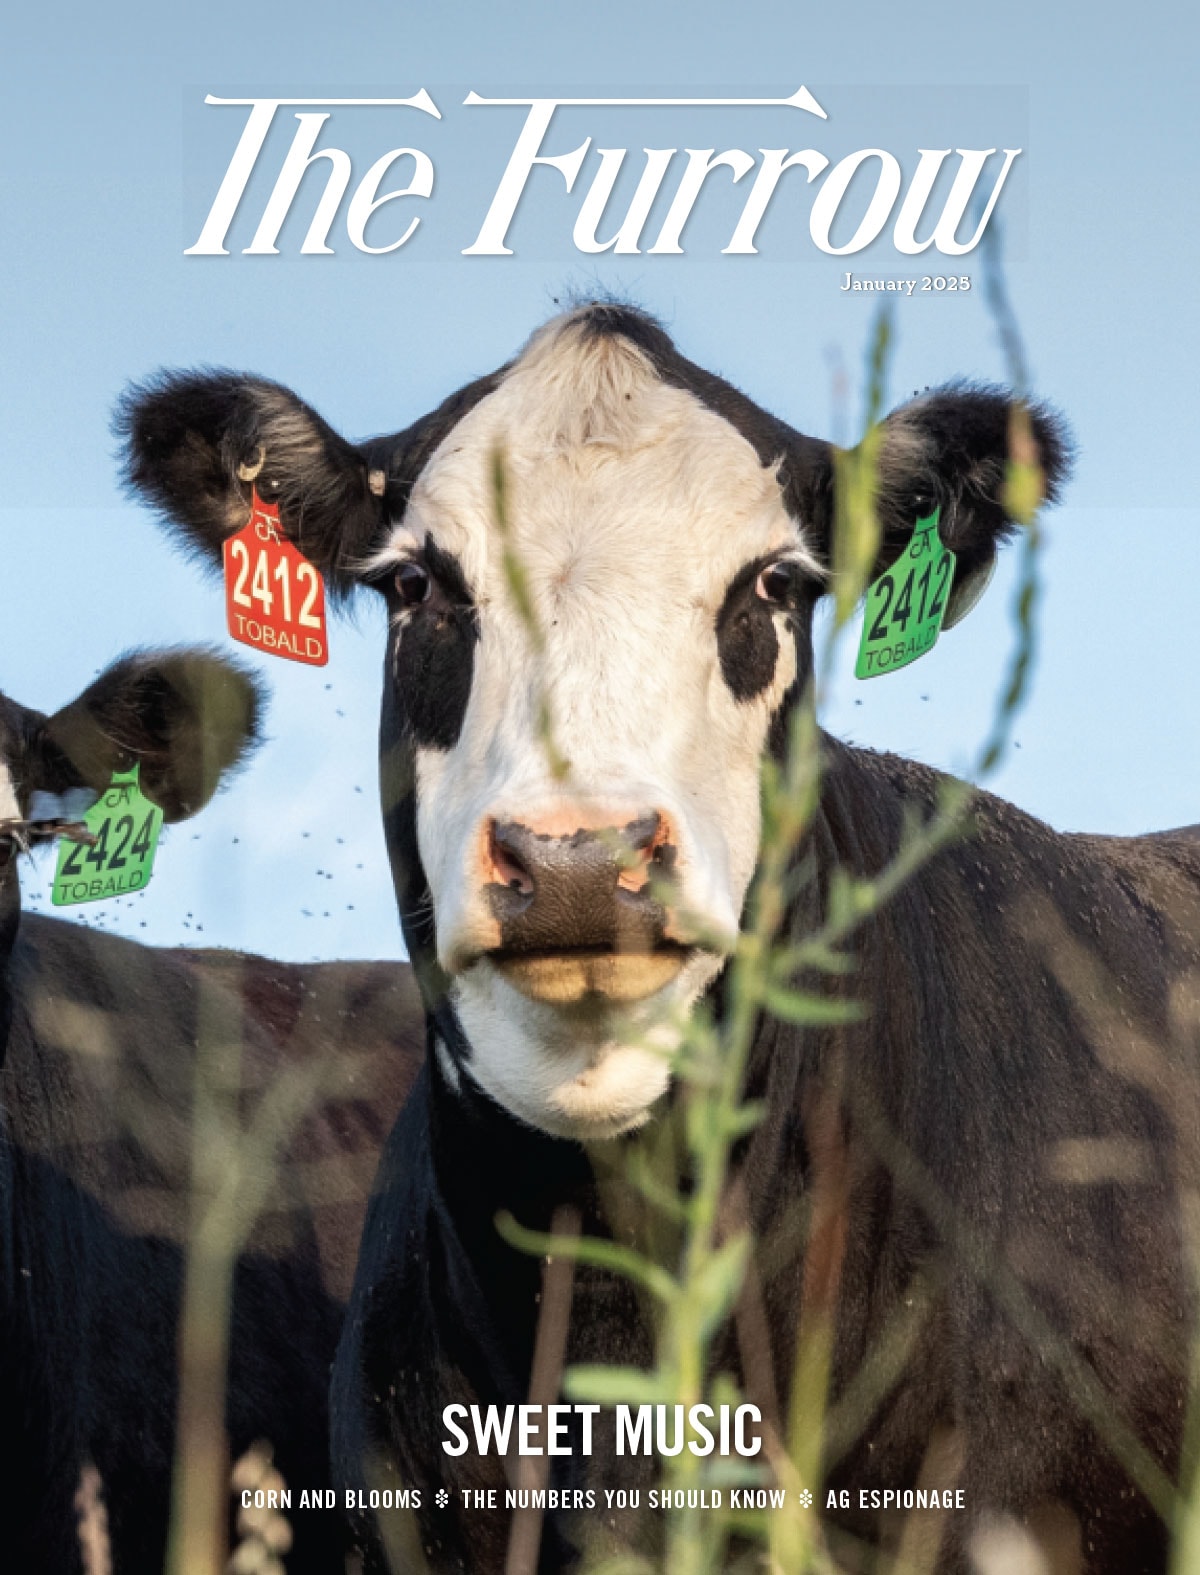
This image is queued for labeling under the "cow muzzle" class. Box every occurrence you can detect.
[482,809,687,1006]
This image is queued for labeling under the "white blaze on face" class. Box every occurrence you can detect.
[381,317,820,1137]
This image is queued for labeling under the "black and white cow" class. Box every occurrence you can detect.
[0,651,424,1572]
[0,648,263,1072]
[123,304,1200,1573]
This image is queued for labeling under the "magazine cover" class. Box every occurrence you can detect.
[3,4,1198,1573]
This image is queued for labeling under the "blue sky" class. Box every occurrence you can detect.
[2,1,1197,961]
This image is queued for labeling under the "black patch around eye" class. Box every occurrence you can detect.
[716,560,782,702]
[390,542,477,751]
[424,538,474,602]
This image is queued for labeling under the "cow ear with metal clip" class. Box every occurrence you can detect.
[224,446,332,667]
[121,367,400,602]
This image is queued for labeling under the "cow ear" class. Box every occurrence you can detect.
[875,383,1072,598]
[117,372,392,598]
[37,649,265,823]
[795,384,1073,616]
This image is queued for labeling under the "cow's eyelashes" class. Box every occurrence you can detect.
[395,561,433,607]
[755,559,805,608]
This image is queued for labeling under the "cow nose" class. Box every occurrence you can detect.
[486,812,674,954]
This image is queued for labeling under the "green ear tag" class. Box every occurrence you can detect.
[52,766,164,907]
[855,508,957,680]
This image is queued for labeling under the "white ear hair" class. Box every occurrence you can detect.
[368,469,387,498]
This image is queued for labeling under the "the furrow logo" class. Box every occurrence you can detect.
[185,88,1021,260]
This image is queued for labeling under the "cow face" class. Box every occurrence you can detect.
[122,304,1069,1138]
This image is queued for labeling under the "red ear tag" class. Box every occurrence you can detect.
[222,489,329,666]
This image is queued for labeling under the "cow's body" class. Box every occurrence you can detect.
[123,305,1200,1572]
[3,914,423,1572]
[0,656,424,1572]
[332,746,1200,1572]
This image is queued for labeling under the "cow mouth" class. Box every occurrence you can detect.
[488,942,691,1006]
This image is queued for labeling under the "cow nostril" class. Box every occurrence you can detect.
[614,814,676,896]
[487,810,674,918]
[615,840,655,894]
[490,828,535,897]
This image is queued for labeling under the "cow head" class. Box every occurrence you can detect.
[0,647,264,1052]
[121,304,1070,1138]
[0,648,264,834]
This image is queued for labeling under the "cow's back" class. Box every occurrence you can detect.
[1,912,424,1572]
[796,745,1200,1570]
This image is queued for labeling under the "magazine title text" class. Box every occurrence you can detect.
[186,88,1020,260]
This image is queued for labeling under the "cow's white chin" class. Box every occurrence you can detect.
[449,952,720,1140]
[537,1041,673,1140]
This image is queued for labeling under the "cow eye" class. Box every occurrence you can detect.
[395,561,432,607]
[755,560,803,606]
